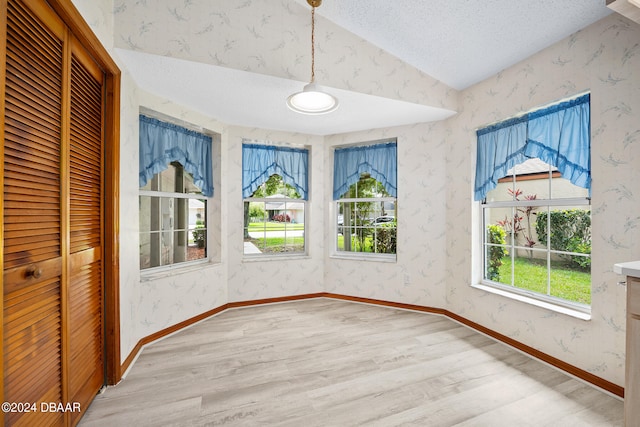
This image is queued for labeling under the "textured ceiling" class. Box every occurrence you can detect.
[309,0,612,90]
[116,1,613,135]
[117,49,456,136]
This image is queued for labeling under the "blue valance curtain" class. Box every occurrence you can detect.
[333,141,397,200]
[139,115,214,197]
[242,142,309,200]
[474,93,590,201]
[474,117,528,201]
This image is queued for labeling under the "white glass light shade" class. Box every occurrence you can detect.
[286,82,339,115]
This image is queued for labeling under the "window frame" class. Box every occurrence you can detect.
[139,166,210,274]
[241,141,310,259]
[332,194,398,262]
[243,195,307,258]
[478,166,591,315]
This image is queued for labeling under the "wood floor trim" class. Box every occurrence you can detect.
[226,293,326,309]
[120,303,230,377]
[120,292,624,398]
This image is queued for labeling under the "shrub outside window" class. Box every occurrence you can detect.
[335,174,397,257]
[140,162,208,270]
[475,93,590,311]
[482,160,591,308]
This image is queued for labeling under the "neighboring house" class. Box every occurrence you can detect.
[264,194,305,224]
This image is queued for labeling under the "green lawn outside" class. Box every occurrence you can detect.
[249,236,304,253]
[337,234,373,252]
[497,256,591,305]
[248,221,305,231]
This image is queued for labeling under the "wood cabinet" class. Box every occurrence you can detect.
[606,0,640,26]
[627,276,640,426]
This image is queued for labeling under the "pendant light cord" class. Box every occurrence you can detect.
[311,5,316,83]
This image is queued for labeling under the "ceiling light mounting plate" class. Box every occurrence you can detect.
[307,0,322,7]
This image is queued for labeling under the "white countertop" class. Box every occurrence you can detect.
[613,261,640,277]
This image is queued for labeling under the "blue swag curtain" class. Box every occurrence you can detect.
[139,115,214,197]
[242,143,309,200]
[474,93,590,201]
[333,141,397,200]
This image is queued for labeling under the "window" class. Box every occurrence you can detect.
[333,141,397,259]
[138,115,213,271]
[336,174,397,256]
[244,175,305,255]
[242,142,308,257]
[475,94,591,310]
[140,162,208,269]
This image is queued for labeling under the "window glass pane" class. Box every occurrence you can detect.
[482,158,590,306]
[243,200,305,255]
[140,232,151,269]
[549,263,591,305]
[173,229,188,264]
[189,226,207,261]
[139,133,210,271]
[139,196,152,232]
[140,194,208,270]
[336,198,396,255]
[536,206,591,252]
[243,174,305,256]
[158,164,177,192]
[512,257,546,294]
[140,179,152,191]
[160,231,172,266]
[150,232,161,268]
[550,176,589,199]
[183,171,202,195]
[159,197,172,231]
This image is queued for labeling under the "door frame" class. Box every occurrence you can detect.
[3,0,122,385]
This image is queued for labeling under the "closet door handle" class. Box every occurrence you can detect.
[25,265,43,279]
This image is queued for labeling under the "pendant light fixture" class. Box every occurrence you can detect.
[287,0,339,115]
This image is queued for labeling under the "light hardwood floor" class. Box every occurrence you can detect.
[80,298,623,426]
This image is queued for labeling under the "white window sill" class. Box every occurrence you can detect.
[471,282,591,321]
[140,260,219,282]
[329,253,397,263]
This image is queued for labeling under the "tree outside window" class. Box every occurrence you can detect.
[336,174,397,256]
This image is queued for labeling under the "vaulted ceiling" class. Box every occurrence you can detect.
[114,0,612,135]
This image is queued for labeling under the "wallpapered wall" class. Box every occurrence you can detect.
[225,127,325,303]
[71,0,639,387]
[445,14,640,387]
[324,124,449,309]
[110,0,457,111]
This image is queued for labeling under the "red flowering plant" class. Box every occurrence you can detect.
[497,188,538,257]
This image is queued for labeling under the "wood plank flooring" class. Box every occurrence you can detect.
[79,298,623,426]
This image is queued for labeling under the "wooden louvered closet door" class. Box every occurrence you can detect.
[66,37,105,427]
[2,0,105,425]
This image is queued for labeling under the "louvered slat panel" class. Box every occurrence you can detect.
[67,45,105,420]
[69,54,102,252]
[69,261,102,392]
[3,0,61,270]
[3,2,64,426]
[3,279,62,427]
[4,142,60,171]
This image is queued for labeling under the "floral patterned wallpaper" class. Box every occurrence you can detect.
[111,0,457,111]
[444,14,640,387]
[72,0,639,387]
[324,123,449,309]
